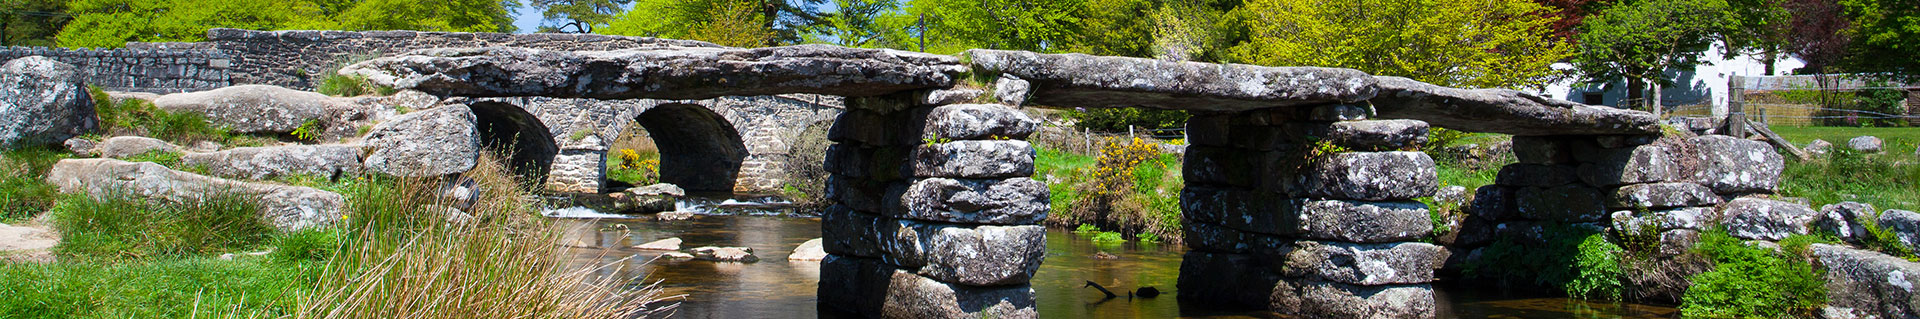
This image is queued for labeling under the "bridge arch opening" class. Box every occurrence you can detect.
[622,103,748,193]
[469,101,559,183]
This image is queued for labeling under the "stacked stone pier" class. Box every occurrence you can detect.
[1179,107,1441,318]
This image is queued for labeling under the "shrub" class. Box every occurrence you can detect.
[1052,138,1182,242]
[1463,224,1599,291]
[1679,231,1828,318]
[606,148,661,186]
[1566,233,1625,300]
[49,191,272,262]
[777,122,832,209]
[291,119,323,141]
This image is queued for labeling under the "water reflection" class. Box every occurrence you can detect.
[558,213,1680,318]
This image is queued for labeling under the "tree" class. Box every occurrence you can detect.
[1148,1,1238,62]
[1836,0,1920,79]
[1229,0,1574,89]
[1573,0,1731,114]
[601,0,822,46]
[531,0,633,33]
[808,0,908,48]
[1786,0,1849,73]
[57,0,297,48]
[310,0,521,33]
[2,0,69,47]
[899,0,1085,53]
[1535,0,1612,43]
[1724,0,1794,75]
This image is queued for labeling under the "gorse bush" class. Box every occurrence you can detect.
[1049,138,1183,243]
[49,190,272,262]
[607,148,661,186]
[1680,231,1828,318]
[88,86,230,144]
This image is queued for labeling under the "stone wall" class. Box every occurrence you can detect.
[125,29,717,90]
[0,46,231,93]
[1178,105,1442,319]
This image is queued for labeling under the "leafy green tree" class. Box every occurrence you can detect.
[1,0,69,47]
[1068,0,1154,57]
[1147,1,1238,62]
[531,0,634,33]
[601,0,822,45]
[57,0,297,48]
[1229,0,1573,89]
[1573,0,1731,114]
[295,0,521,33]
[808,0,909,47]
[1837,0,1920,79]
[1724,0,1794,75]
[900,0,1085,53]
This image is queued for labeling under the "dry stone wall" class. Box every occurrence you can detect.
[0,46,231,93]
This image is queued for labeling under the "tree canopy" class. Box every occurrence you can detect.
[55,0,521,48]
[1228,0,1574,89]
[1571,0,1730,109]
[531,0,633,33]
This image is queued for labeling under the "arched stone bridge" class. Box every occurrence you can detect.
[341,44,1772,319]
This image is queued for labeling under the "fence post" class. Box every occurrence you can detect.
[1729,75,1749,138]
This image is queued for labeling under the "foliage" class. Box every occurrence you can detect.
[1090,231,1125,244]
[1786,0,1853,73]
[1462,223,1601,290]
[317,74,395,97]
[1847,79,1911,127]
[1044,139,1182,243]
[1723,0,1795,75]
[603,0,775,46]
[1064,108,1190,132]
[292,119,324,141]
[287,0,522,33]
[1855,211,1918,259]
[1779,147,1920,216]
[606,149,661,186]
[1229,0,1573,89]
[49,191,272,262]
[56,0,295,48]
[1836,0,1920,79]
[0,258,318,318]
[1068,0,1155,57]
[1,0,69,47]
[1535,0,1611,43]
[0,148,65,221]
[89,86,231,144]
[899,0,1085,53]
[809,0,911,48]
[1146,0,1238,62]
[1566,233,1625,300]
[777,122,832,209]
[1680,230,1828,318]
[1572,0,1731,108]
[531,0,634,33]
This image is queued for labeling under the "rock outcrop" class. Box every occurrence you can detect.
[181,144,364,180]
[45,158,343,230]
[151,85,337,134]
[963,49,1378,112]
[91,136,181,158]
[360,105,479,177]
[1369,76,1660,136]
[0,56,96,149]
[1848,136,1883,153]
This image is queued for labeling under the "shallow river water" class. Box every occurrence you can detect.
[555,208,1680,318]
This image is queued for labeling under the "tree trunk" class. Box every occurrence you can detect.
[1626,77,1645,109]
[1764,50,1778,76]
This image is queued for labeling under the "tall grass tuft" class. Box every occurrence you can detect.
[88,86,231,144]
[296,152,676,319]
[49,190,273,262]
[0,148,64,221]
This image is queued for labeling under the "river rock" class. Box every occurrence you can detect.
[180,144,363,180]
[1690,135,1783,194]
[963,49,1377,111]
[1805,139,1832,156]
[1849,136,1883,153]
[1878,209,1920,251]
[1606,182,1722,209]
[1281,241,1440,285]
[619,183,684,214]
[690,246,759,263]
[1296,151,1437,201]
[1815,202,1875,244]
[1270,279,1435,319]
[45,158,343,230]
[0,56,96,149]
[790,238,827,261]
[876,220,1046,286]
[92,136,181,158]
[1721,198,1818,241]
[886,177,1048,225]
[342,45,966,100]
[151,85,336,134]
[917,104,1039,141]
[662,252,695,259]
[1812,244,1920,319]
[634,237,682,251]
[1370,76,1659,136]
[908,140,1034,178]
[361,104,479,177]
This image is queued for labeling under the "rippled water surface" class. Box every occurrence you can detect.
[557,208,1679,318]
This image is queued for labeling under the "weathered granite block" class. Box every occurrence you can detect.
[1270,279,1435,319]
[1812,244,1920,319]
[822,205,885,258]
[1576,143,1687,187]
[1606,182,1723,209]
[875,220,1047,286]
[1690,135,1784,194]
[1515,184,1608,222]
[1722,197,1819,241]
[1494,164,1580,187]
[1280,240,1440,286]
[885,177,1048,225]
[1296,151,1437,201]
[916,104,1039,141]
[1283,119,1429,151]
[908,140,1034,179]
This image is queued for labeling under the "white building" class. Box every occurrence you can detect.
[1534,40,1806,119]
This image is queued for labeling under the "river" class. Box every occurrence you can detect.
[552,200,1681,318]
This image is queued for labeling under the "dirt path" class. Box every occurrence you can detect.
[0,222,57,263]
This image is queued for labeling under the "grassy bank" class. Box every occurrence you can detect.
[1037,139,1183,244]
[1767,126,1920,213]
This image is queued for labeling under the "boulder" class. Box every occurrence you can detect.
[821,205,885,258]
[1848,136,1883,153]
[61,137,93,155]
[361,104,479,177]
[1180,187,1432,243]
[1721,198,1818,241]
[180,144,363,180]
[879,268,1037,319]
[1878,209,1920,251]
[1606,182,1722,209]
[908,140,1034,178]
[1283,119,1430,151]
[963,49,1377,111]
[151,85,337,134]
[690,246,759,263]
[1575,142,1686,187]
[1280,241,1440,286]
[1690,135,1783,194]
[915,104,1039,141]
[341,45,966,100]
[1297,151,1437,201]
[1270,279,1435,319]
[1805,139,1832,156]
[618,183,684,214]
[1814,202,1875,244]
[1812,244,1920,319]
[789,238,828,261]
[44,158,343,230]
[92,136,181,158]
[876,220,1046,286]
[886,177,1048,225]
[1611,207,1723,235]
[1370,76,1659,136]
[633,237,682,251]
[0,56,96,149]
[992,75,1031,106]
[1434,185,1469,207]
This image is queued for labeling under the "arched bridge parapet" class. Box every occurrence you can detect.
[343,43,1677,319]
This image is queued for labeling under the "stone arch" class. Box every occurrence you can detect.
[633,103,749,193]
[468,101,559,183]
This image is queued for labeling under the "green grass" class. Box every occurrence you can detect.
[316,74,396,97]
[89,86,232,144]
[0,257,321,318]
[0,147,67,222]
[1769,126,1920,150]
[1779,148,1920,213]
[605,149,660,186]
[49,191,272,262]
[1680,231,1828,318]
[1037,147,1097,221]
